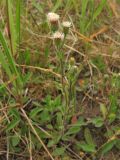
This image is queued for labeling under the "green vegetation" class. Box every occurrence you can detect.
[0,0,120,159]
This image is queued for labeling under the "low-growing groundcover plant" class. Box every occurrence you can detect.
[0,0,120,160]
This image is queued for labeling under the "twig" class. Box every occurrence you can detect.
[16,63,61,79]
[64,44,85,57]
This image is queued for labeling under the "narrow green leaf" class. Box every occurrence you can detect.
[16,0,21,46]
[11,135,20,147]
[0,50,12,78]
[47,135,61,148]
[84,128,95,146]
[52,147,65,156]
[10,108,20,120]
[109,94,117,114]
[100,103,107,119]
[76,141,96,153]
[7,0,17,55]
[81,0,89,17]
[65,126,81,136]
[98,138,117,155]
[0,30,23,87]
[29,107,43,119]
[93,0,107,20]
[6,119,20,131]
[32,0,44,13]
[52,0,62,12]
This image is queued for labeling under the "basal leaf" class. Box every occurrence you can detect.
[52,147,65,156]
[84,128,96,146]
[6,119,20,131]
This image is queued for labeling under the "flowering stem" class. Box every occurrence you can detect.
[60,58,64,88]
[58,52,68,133]
[60,58,67,96]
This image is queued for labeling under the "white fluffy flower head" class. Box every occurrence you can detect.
[53,31,64,40]
[47,12,60,23]
[62,21,71,28]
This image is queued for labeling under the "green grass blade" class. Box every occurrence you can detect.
[81,0,89,17]
[85,0,107,33]
[16,0,21,46]
[79,0,89,34]
[0,50,12,78]
[52,0,62,12]
[93,0,107,20]
[0,30,23,87]
[7,0,17,55]
[6,118,20,131]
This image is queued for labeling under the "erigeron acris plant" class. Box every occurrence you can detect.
[47,12,79,126]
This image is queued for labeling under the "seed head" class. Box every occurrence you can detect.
[53,31,64,48]
[62,21,71,28]
[62,21,71,35]
[47,12,60,23]
[53,31,64,40]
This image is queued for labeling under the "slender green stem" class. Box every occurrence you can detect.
[58,52,68,133]
[73,85,77,113]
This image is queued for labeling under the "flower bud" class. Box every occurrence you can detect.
[68,65,78,81]
[72,65,78,73]
[69,57,75,66]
